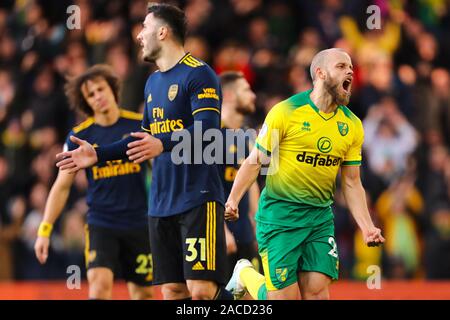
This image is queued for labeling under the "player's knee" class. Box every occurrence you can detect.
[130,287,153,300]
[88,270,113,299]
[302,285,329,300]
[89,280,113,299]
[190,286,216,300]
[161,283,190,300]
[187,280,217,300]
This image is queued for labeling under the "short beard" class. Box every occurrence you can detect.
[235,104,254,115]
[324,77,350,106]
[235,95,255,115]
[143,45,162,63]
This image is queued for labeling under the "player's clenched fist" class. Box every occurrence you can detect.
[225,200,239,221]
[363,227,385,247]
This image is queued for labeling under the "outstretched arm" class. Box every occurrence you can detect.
[341,165,385,247]
[56,132,162,173]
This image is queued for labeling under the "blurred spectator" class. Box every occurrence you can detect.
[185,35,211,63]
[289,28,322,70]
[423,202,450,279]
[0,197,26,279]
[288,63,312,94]
[311,0,345,47]
[0,155,25,279]
[356,52,415,119]
[0,33,20,70]
[21,182,49,251]
[1,118,32,194]
[363,97,418,184]
[422,154,450,278]
[420,145,449,207]
[24,66,71,140]
[0,69,17,124]
[16,182,55,279]
[375,175,423,278]
[59,208,85,267]
[185,0,213,34]
[214,41,255,85]
[54,40,88,78]
[339,8,402,68]
[30,142,60,186]
[105,42,148,112]
[429,68,450,147]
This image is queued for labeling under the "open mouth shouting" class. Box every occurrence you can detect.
[342,77,352,94]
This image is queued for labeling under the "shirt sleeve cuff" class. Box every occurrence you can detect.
[255,143,271,156]
[342,160,361,166]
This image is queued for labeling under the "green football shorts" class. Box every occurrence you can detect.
[256,216,339,291]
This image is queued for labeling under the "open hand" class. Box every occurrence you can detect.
[56,136,97,173]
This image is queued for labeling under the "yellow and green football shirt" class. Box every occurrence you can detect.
[255,89,364,227]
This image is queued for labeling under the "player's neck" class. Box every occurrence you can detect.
[310,86,338,114]
[94,106,120,126]
[222,105,244,129]
[156,43,186,72]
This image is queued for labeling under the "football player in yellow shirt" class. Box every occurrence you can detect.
[225,48,385,300]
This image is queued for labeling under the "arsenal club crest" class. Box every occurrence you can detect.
[168,84,178,101]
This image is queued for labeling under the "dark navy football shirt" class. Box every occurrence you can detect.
[221,127,254,244]
[66,110,148,229]
[142,53,225,217]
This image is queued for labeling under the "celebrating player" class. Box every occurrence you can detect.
[225,48,385,300]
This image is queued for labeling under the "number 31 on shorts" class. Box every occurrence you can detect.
[185,238,206,262]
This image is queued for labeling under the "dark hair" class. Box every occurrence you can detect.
[64,64,121,116]
[147,2,187,44]
[219,71,245,89]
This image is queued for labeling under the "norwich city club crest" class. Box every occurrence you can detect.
[337,121,349,136]
[168,84,178,101]
[275,268,288,283]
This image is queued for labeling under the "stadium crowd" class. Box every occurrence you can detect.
[0,0,449,281]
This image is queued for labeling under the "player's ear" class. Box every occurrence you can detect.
[158,25,168,40]
[317,67,326,80]
[222,88,235,102]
